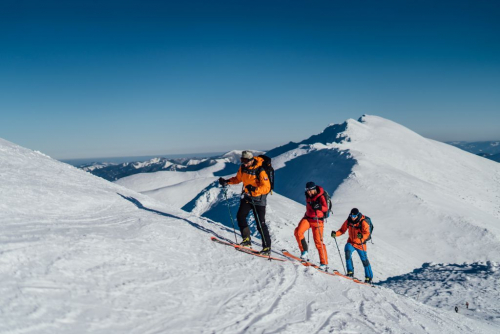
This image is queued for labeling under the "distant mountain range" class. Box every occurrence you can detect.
[77,140,499,182]
[447,141,500,162]
[80,150,263,181]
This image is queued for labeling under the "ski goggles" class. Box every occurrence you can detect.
[240,158,252,164]
[305,186,316,191]
[350,213,359,219]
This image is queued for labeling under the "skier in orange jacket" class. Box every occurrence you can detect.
[218,151,272,255]
[332,208,373,283]
[294,181,329,270]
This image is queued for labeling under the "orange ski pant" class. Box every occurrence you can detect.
[294,218,328,265]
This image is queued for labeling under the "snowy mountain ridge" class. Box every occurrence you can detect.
[2,116,500,333]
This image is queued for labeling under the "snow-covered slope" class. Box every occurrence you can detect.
[2,135,499,332]
[111,115,500,324]
[171,116,500,279]
[324,116,500,277]
[114,163,223,208]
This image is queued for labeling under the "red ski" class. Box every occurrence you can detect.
[282,249,371,286]
[211,237,287,262]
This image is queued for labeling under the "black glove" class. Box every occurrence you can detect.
[357,233,363,239]
[245,184,256,193]
[331,231,336,238]
[218,177,228,187]
[312,202,321,210]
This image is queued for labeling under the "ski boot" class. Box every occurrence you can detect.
[365,277,373,284]
[346,271,354,277]
[239,237,252,248]
[300,250,309,261]
[259,247,271,256]
[319,264,328,271]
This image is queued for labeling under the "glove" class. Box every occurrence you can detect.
[357,233,362,239]
[245,184,256,193]
[312,202,321,210]
[242,192,252,201]
[218,177,228,187]
[331,231,336,238]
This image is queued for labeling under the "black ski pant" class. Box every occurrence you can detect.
[236,199,272,248]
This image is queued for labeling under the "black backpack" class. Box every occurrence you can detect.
[257,155,275,192]
[322,190,333,218]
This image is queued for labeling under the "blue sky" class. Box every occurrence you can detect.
[1,0,499,159]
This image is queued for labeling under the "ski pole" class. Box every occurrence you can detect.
[248,194,271,260]
[333,232,347,275]
[222,186,238,244]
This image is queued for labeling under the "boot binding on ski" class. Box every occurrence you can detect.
[259,247,271,256]
[239,237,252,247]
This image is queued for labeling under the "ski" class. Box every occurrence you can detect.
[282,249,371,286]
[211,236,259,253]
[211,237,287,262]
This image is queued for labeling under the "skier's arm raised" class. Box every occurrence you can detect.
[333,220,348,237]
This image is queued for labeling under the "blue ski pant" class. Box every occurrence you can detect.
[345,242,373,279]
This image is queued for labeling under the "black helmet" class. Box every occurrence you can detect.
[305,181,316,191]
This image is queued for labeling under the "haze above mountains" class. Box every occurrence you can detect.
[1,115,499,333]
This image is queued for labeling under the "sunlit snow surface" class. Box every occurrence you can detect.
[1,115,500,333]
[379,261,500,326]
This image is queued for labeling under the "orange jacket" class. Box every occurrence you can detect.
[227,156,271,197]
[335,215,370,250]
